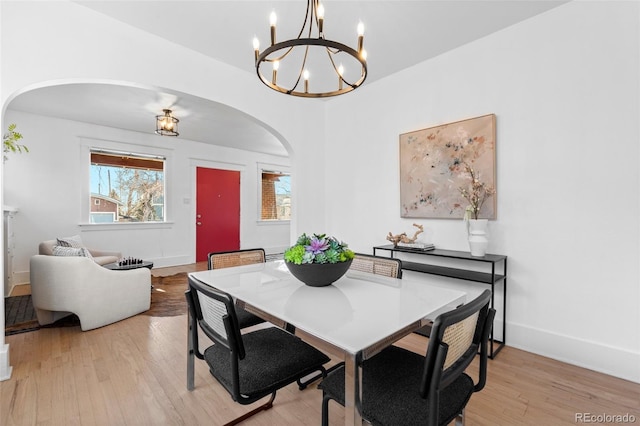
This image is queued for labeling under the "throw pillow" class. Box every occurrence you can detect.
[57,235,83,248]
[81,247,94,260]
[52,245,95,261]
[52,245,84,257]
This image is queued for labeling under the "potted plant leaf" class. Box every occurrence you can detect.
[3,124,28,161]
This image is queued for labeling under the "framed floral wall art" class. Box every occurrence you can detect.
[399,114,496,219]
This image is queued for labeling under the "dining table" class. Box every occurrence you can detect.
[188,260,466,426]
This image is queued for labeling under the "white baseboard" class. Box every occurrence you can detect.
[0,344,12,381]
[147,255,192,268]
[507,321,640,384]
[13,270,29,285]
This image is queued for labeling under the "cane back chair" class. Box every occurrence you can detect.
[319,289,495,426]
[186,275,330,425]
[207,249,267,329]
[350,253,403,278]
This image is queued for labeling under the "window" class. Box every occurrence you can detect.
[90,150,165,223]
[261,170,291,221]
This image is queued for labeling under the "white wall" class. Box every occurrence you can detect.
[2,109,292,283]
[0,0,328,378]
[0,0,328,236]
[0,2,331,275]
[324,1,640,382]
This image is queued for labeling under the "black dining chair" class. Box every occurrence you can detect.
[186,275,331,426]
[318,289,495,426]
[207,249,267,329]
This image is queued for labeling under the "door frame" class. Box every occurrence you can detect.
[190,159,245,264]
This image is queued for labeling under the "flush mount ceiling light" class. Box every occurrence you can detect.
[252,0,368,98]
[155,109,179,136]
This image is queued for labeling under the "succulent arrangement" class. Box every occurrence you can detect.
[284,233,354,265]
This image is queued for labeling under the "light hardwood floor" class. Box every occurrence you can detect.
[2,264,639,425]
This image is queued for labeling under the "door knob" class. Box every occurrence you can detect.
[197,214,202,218]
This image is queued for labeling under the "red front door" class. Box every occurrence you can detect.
[196,167,240,262]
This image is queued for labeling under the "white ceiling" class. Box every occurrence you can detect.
[7,0,568,157]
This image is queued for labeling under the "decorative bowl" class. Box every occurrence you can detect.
[285,260,352,287]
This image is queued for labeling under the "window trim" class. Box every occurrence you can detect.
[80,138,172,226]
[257,163,291,223]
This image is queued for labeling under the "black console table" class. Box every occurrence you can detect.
[373,245,507,358]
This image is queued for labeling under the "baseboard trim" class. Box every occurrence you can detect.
[0,344,12,381]
[507,321,640,383]
[145,255,192,269]
[13,270,29,285]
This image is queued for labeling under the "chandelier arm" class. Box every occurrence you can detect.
[295,0,312,40]
[310,0,319,38]
[267,45,296,63]
[272,0,314,63]
[288,43,311,94]
[324,47,352,88]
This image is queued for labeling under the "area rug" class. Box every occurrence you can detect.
[5,295,40,335]
[5,272,190,335]
[4,295,81,336]
[144,272,189,317]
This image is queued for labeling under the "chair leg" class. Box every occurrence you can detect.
[454,408,465,426]
[223,392,277,426]
[187,311,195,391]
[321,393,332,426]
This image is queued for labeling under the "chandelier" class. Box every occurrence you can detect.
[155,109,179,136]
[252,0,367,98]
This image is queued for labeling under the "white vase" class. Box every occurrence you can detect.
[467,219,489,257]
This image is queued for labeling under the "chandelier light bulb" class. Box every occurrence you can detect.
[317,3,325,33]
[270,11,277,45]
[357,21,364,52]
[253,37,260,61]
[272,60,279,84]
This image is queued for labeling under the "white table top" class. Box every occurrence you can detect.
[189,260,466,356]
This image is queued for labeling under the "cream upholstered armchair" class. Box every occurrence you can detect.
[30,239,151,331]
